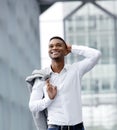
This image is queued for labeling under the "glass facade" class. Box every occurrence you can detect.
[63,1,117,130]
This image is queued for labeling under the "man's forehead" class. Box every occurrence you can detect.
[49,37,67,48]
[49,38,64,44]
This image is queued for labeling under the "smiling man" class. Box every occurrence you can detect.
[28,36,101,130]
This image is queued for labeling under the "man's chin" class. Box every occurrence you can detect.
[51,57,60,60]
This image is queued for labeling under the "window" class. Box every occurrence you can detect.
[88,15,96,30]
[102,80,110,91]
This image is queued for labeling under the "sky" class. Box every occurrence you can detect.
[39,2,64,68]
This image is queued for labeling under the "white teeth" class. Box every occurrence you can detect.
[52,52,59,54]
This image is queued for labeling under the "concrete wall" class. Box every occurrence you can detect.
[0,0,40,130]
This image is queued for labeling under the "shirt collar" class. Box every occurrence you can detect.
[49,64,69,74]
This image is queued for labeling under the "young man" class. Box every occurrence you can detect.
[28,36,101,130]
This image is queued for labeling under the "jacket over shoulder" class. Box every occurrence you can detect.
[25,69,50,130]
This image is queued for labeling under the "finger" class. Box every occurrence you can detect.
[46,85,51,91]
[53,86,57,89]
[46,83,52,90]
[46,79,50,85]
[53,86,57,91]
[55,87,57,91]
[46,79,49,83]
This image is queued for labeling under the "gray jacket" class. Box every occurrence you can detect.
[25,69,50,130]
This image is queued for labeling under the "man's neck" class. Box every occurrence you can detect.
[51,61,64,73]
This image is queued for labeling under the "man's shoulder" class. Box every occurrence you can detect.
[32,67,50,75]
[25,67,50,83]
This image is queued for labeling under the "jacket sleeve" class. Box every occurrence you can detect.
[71,45,101,77]
[29,78,53,113]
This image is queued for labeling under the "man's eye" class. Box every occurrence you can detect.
[49,45,53,48]
[57,44,62,47]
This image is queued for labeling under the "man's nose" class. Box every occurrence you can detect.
[52,46,58,49]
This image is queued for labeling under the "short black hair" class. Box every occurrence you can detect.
[49,36,67,48]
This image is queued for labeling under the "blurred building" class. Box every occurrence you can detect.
[0,0,40,130]
[63,1,117,130]
[0,0,117,130]
[40,1,117,130]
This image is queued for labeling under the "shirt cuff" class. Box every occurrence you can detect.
[44,95,54,106]
[71,45,79,54]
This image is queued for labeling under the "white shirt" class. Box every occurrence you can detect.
[29,45,101,125]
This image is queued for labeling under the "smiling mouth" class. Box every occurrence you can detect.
[51,51,60,55]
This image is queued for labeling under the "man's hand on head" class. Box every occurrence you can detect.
[66,44,72,55]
